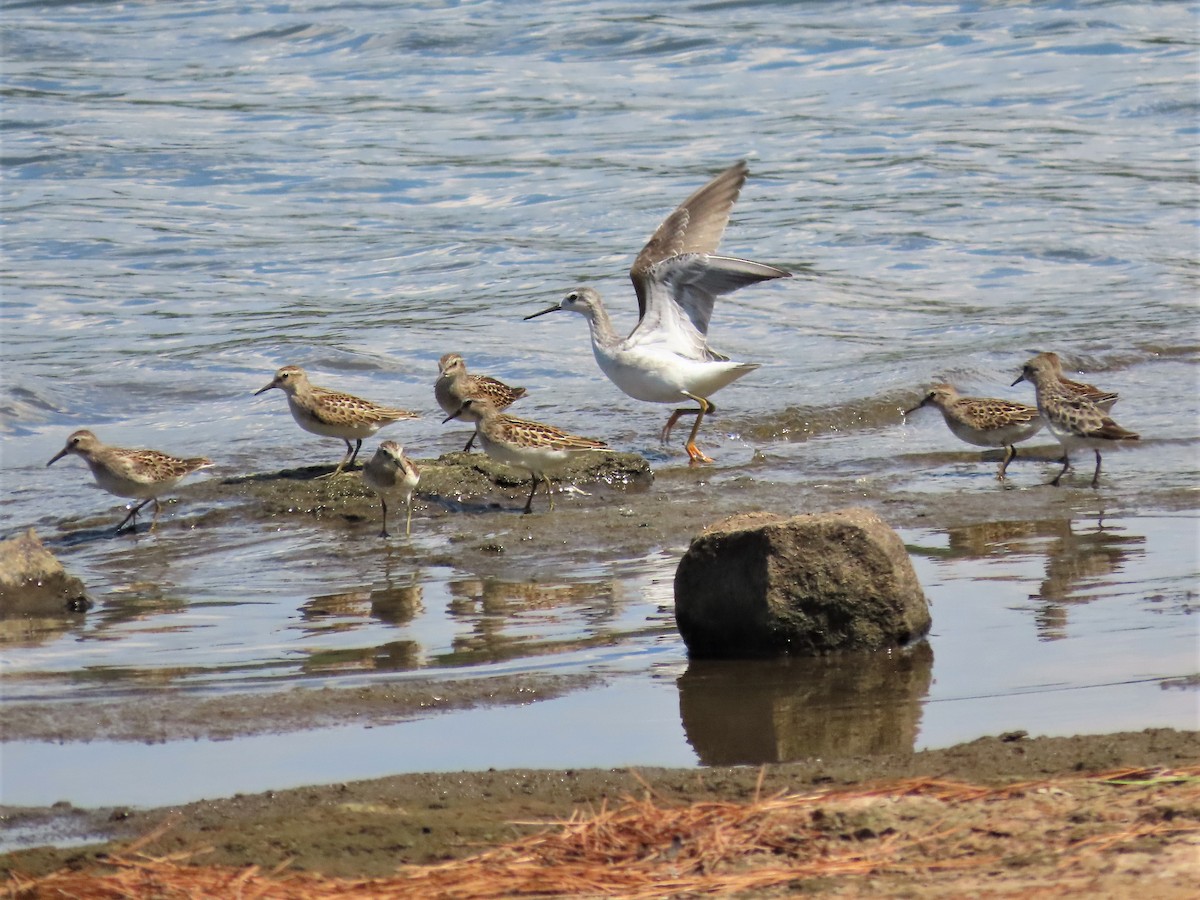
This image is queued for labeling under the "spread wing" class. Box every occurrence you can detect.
[631,254,791,361]
[626,161,790,359]
[631,161,750,320]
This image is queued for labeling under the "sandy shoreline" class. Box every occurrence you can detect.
[3,728,1197,896]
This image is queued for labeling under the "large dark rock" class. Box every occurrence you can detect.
[0,529,91,617]
[674,508,929,658]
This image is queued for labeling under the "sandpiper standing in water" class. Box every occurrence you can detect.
[525,161,790,464]
[47,429,213,533]
[435,353,526,451]
[443,398,607,513]
[361,441,420,538]
[1012,355,1139,487]
[905,384,1044,480]
[255,366,418,477]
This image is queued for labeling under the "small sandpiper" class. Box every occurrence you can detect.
[1034,351,1118,410]
[1012,355,1139,488]
[443,398,607,513]
[47,429,213,533]
[905,384,1044,480]
[525,160,790,464]
[434,353,527,451]
[255,366,418,477]
[361,441,421,538]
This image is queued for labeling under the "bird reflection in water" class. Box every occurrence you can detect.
[941,517,1145,641]
[299,580,424,629]
[1029,517,1144,640]
[445,577,616,664]
[295,576,426,674]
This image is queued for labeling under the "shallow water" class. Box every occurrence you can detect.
[1,511,1195,809]
[2,1,1198,810]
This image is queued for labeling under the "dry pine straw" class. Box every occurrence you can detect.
[7,766,1199,899]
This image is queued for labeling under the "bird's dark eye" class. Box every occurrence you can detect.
[566,292,578,302]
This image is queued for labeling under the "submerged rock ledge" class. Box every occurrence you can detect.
[206,449,654,521]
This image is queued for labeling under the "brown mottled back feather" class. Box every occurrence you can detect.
[436,353,526,416]
[308,385,418,427]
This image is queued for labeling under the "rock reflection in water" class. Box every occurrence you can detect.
[0,614,83,646]
[677,642,932,765]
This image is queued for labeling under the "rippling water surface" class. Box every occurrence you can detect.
[2,0,1197,810]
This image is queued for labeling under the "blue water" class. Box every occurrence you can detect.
[1,0,1197,812]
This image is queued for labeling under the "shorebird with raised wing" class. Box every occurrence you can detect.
[525,161,790,464]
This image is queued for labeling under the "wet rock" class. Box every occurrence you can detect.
[674,508,930,658]
[416,450,653,498]
[0,529,91,617]
[213,450,653,521]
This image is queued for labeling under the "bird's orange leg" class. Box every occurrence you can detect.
[683,395,713,464]
[660,409,693,444]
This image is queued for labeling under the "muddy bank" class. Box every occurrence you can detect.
[40,440,1193,578]
[0,672,598,744]
[209,448,653,523]
[2,728,1196,882]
